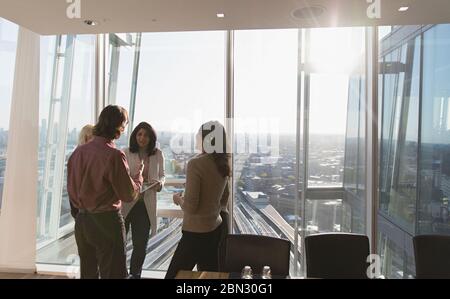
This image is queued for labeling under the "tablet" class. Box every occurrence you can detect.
[140,181,159,193]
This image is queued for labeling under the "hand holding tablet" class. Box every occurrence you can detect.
[140,180,159,193]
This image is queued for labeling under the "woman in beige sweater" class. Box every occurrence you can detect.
[165,121,230,279]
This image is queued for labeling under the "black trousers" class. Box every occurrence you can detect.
[218,210,230,269]
[74,210,128,279]
[125,199,151,278]
[165,223,223,279]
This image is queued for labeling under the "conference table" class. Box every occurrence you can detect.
[175,270,292,279]
[176,270,230,279]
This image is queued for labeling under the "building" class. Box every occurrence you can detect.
[243,191,269,206]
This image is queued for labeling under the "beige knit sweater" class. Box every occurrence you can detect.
[180,153,229,233]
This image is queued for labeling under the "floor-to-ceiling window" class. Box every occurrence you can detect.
[132,31,226,272]
[379,41,419,231]
[378,24,450,279]
[344,73,367,233]
[419,24,450,235]
[0,18,18,210]
[35,31,227,273]
[32,28,369,277]
[15,22,450,278]
[37,34,95,264]
[233,29,299,273]
[232,27,367,276]
[306,27,366,236]
[378,29,421,278]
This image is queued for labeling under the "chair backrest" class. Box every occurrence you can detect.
[305,233,370,279]
[413,234,450,279]
[220,234,291,277]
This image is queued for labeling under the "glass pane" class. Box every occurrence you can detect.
[132,31,226,272]
[233,29,299,275]
[377,27,426,278]
[378,226,415,279]
[134,31,226,180]
[0,18,18,209]
[344,77,361,194]
[308,27,366,188]
[343,74,366,233]
[380,49,401,220]
[61,35,96,229]
[309,73,347,188]
[419,24,450,235]
[37,35,57,243]
[37,34,95,265]
[306,199,350,233]
[306,27,366,236]
[357,76,366,199]
[379,37,420,233]
[378,26,393,41]
[107,33,138,148]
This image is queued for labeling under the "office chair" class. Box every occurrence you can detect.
[305,233,370,279]
[413,234,450,279]
[219,234,291,277]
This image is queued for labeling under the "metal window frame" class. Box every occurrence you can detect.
[95,34,106,122]
[414,29,425,239]
[294,28,303,277]
[128,33,142,134]
[106,37,121,106]
[300,28,311,277]
[225,30,235,232]
[367,26,379,254]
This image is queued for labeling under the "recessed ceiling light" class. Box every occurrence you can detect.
[216,13,225,18]
[398,6,409,12]
[83,20,98,26]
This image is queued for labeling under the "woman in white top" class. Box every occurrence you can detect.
[121,122,165,279]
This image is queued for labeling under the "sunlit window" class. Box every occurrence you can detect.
[0,18,18,209]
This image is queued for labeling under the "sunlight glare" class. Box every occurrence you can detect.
[308,28,365,74]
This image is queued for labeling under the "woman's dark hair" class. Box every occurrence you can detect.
[129,122,158,156]
[93,105,128,140]
[199,121,231,178]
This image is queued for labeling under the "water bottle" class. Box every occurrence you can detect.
[241,266,253,279]
[261,266,272,279]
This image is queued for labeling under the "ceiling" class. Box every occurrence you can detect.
[0,0,449,35]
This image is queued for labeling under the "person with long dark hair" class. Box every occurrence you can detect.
[165,121,230,279]
[121,122,165,279]
[67,105,143,279]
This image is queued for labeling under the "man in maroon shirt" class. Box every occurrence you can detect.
[68,105,143,279]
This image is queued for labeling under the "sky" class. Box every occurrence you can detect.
[0,18,18,130]
[132,28,363,135]
[133,31,226,134]
[2,18,366,138]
